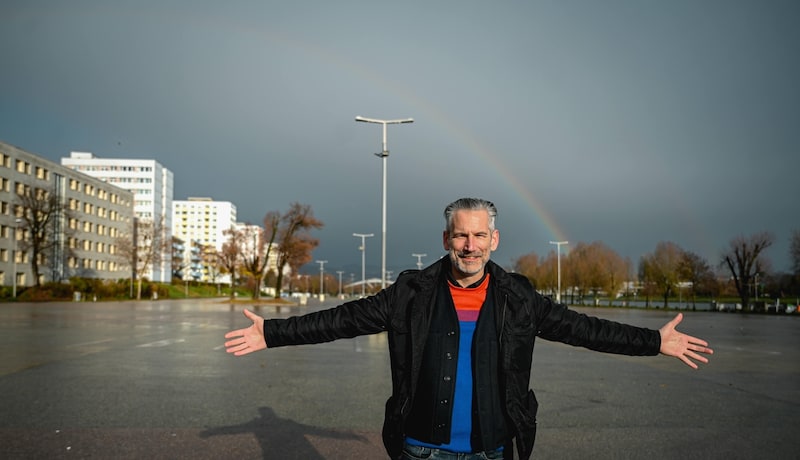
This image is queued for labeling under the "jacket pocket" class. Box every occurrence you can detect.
[504,326,536,372]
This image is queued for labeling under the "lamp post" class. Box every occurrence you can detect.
[336,270,344,298]
[549,241,568,303]
[316,260,327,300]
[12,218,21,298]
[754,272,759,302]
[355,116,414,289]
[412,253,427,270]
[353,233,374,297]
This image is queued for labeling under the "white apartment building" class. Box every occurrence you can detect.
[172,197,237,282]
[1,141,135,290]
[62,151,173,282]
[173,197,237,251]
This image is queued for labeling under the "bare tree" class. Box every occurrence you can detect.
[678,251,715,309]
[273,203,323,299]
[641,241,684,308]
[538,251,559,297]
[218,227,244,300]
[239,212,281,300]
[202,243,223,294]
[638,255,656,308]
[116,217,169,299]
[285,234,317,293]
[512,252,540,287]
[722,232,774,311]
[598,243,627,306]
[15,185,73,286]
[567,242,592,303]
[566,241,624,305]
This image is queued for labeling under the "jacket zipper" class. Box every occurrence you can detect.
[499,293,507,342]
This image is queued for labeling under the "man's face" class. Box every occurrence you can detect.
[443,209,499,286]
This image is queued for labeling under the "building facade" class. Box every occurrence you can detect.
[172,197,237,282]
[0,141,135,291]
[62,151,173,282]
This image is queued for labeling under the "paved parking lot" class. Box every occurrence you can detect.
[0,298,797,459]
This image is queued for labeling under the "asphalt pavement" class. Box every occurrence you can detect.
[0,298,797,459]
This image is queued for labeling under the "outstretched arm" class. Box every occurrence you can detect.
[225,309,267,356]
[659,313,713,369]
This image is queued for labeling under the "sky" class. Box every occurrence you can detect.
[1,0,798,280]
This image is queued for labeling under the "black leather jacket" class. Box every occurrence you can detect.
[264,258,661,459]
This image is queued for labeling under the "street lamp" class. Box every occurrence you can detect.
[412,253,427,270]
[316,260,327,300]
[549,241,568,303]
[12,218,21,298]
[336,270,344,298]
[355,115,414,289]
[353,233,374,297]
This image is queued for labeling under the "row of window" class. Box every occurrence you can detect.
[106,176,153,184]
[1,201,22,218]
[68,177,125,204]
[0,248,24,264]
[2,157,50,181]
[0,271,26,287]
[67,198,123,221]
[2,253,123,272]
[1,168,126,207]
[74,165,153,173]
[1,198,126,231]
[0,179,44,197]
[70,238,117,255]
[66,218,120,238]
[2,227,118,256]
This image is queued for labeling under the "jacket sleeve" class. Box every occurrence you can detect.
[263,286,393,348]
[533,292,661,356]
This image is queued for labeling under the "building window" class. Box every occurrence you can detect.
[35,166,49,180]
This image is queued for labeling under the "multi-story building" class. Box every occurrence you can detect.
[172,197,237,251]
[0,141,134,290]
[61,151,173,282]
[170,236,204,281]
[172,197,237,283]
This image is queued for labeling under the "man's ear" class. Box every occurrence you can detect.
[490,229,499,251]
[442,230,451,250]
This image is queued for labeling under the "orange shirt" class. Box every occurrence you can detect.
[449,274,490,322]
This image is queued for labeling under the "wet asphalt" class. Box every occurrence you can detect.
[0,298,797,459]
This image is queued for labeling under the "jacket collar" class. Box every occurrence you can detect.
[411,257,529,306]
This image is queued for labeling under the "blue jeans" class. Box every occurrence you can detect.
[401,442,504,460]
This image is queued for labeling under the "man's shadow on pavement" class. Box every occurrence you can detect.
[200,406,370,459]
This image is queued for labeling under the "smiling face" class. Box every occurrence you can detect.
[443,208,500,287]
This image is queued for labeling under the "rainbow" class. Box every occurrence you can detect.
[268,32,570,244]
[135,10,571,244]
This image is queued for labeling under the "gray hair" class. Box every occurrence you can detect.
[443,198,497,231]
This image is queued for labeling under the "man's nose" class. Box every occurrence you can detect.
[463,236,475,251]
